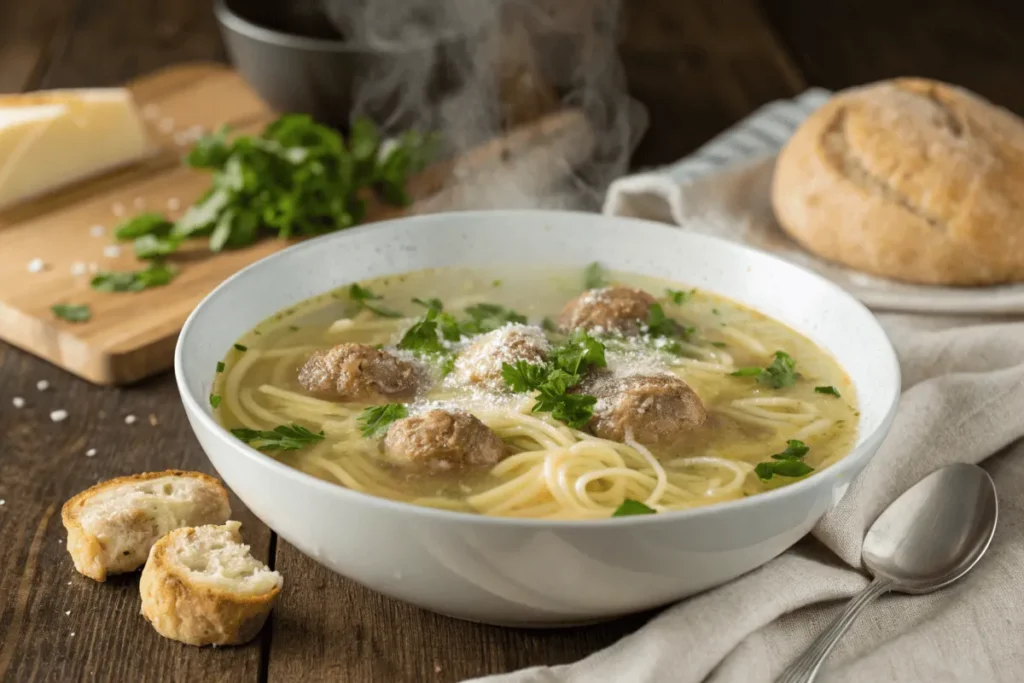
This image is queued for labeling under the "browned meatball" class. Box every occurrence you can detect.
[298,343,420,403]
[579,372,707,446]
[557,286,656,335]
[381,409,507,473]
[452,324,550,391]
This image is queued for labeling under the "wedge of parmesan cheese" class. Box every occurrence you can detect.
[0,89,152,210]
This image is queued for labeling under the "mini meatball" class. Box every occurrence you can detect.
[557,286,656,335]
[452,324,550,391]
[381,409,507,473]
[298,343,420,403]
[580,372,707,446]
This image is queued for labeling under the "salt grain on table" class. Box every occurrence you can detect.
[85,448,97,457]
[50,410,68,422]
[12,397,24,408]
[0,500,5,506]
[70,262,87,276]
[103,245,121,258]
[37,380,49,391]
[90,224,105,237]
[27,258,46,273]
[124,414,137,425]
[148,414,159,426]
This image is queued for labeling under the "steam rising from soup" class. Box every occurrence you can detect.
[212,266,858,519]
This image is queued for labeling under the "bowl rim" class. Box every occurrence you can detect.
[175,209,902,528]
[213,0,465,54]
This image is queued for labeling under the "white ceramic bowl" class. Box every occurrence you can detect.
[175,210,900,627]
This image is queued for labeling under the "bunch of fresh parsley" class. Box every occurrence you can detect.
[102,116,436,295]
[501,328,608,429]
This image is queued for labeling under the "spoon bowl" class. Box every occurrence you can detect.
[778,462,998,683]
[864,462,998,593]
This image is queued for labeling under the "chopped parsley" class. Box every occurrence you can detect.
[90,260,177,293]
[612,499,656,517]
[583,262,608,289]
[501,360,549,393]
[646,303,694,339]
[349,284,402,318]
[710,341,728,348]
[209,394,222,408]
[665,288,695,305]
[815,385,841,397]
[501,329,607,429]
[731,350,800,389]
[51,303,91,323]
[231,423,325,450]
[113,212,173,241]
[216,361,225,373]
[398,307,449,354]
[755,439,814,481]
[412,297,444,312]
[133,233,181,260]
[358,403,409,438]
[461,303,527,334]
[234,343,248,352]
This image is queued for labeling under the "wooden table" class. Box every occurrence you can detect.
[2,1,1023,681]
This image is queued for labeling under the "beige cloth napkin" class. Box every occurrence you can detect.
[468,102,1024,682]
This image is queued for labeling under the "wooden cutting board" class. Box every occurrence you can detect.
[0,63,588,386]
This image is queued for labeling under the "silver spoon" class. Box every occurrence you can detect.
[777,462,998,683]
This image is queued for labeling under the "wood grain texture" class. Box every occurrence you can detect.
[620,0,806,168]
[0,343,271,683]
[760,1,1024,114]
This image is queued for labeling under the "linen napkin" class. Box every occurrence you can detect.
[469,94,1024,682]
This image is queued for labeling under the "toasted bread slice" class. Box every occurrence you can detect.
[140,521,282,646]
[62,470,231,581]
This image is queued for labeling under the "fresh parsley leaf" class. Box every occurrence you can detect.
[665,288,695,305]
[646,303,693,339]
[398,308,447,354]
[51,303,91,323]
[412,297,444,312]
[501,361,549,393]
[710,341,728,348]
[755,459,814,481]
[756,440,813,480]
[216,361,225,373]
[90,261,177,293]
[114,212,173,241]
[348,283,402,318]
[438,354,457,377]
[532,389,596,429]
[209,394,222,408]
[771,439,810,460]
[583,262,608,289]
[761,351,799,388]
[358,403,408,438]
[611,499,657,517]
[815,385,841,397]
[234,343,248,352]
[549,329,607,376]
[460,303,528,334]
[134,233,182,260]
[231,423,325,450]
[731,351,800,389]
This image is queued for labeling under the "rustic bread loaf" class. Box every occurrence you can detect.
[140,521,282,646]
[772,78,1024,285]
[62,470,231,581]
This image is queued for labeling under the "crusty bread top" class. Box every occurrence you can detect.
[772,77,1024,285]
[154,521,282,597]
[63,470,229,537]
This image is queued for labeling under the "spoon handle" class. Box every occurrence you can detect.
[776,577,894,683]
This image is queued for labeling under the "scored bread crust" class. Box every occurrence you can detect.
[771,77,1024,286]
[139,522,281,646]
[62,470,230,582]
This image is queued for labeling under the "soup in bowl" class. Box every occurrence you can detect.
[176,210,900,625]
